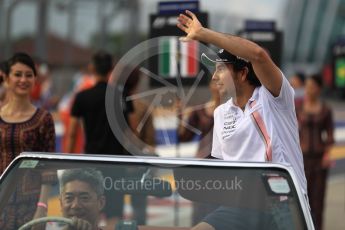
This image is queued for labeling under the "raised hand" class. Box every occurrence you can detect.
[177,10,203,42]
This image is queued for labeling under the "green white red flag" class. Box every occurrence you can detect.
[159,37,199,78]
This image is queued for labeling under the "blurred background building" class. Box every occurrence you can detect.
[0,1,336,61]
[1,0,345,97]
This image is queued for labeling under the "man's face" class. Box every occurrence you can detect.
[60,180,105,227]
[212,63,236,98]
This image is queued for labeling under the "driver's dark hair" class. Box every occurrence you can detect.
[60,168,104,196]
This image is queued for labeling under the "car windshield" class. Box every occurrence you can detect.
[0,154,309,230]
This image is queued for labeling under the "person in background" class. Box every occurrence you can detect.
[0,52,56,229]
[58,67,95,153]
[177,10,307,230]
[289,72,305,107]
[296,74,334,230]
[66,51,126,155]
[67,51,131,228]
[0,52,55,172]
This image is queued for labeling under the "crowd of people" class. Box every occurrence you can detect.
[0,10,336,230]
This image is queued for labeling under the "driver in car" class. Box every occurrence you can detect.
[59,168,106,230]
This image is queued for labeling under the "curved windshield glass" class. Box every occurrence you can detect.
[0,156,309,230]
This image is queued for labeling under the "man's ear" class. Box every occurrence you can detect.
[241,67,249,82]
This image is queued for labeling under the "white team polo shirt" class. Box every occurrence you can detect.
[211,74,307,193]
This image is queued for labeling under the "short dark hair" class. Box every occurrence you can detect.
[295,72,305,84]
[309,74,323,88]
[59,168,104,196]
[232,63,261,87]
[6,52,37,76]
[91,51,113,77]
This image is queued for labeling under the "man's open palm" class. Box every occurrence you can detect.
[177,10,203,42]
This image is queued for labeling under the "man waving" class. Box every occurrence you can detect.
[177,10,307,230]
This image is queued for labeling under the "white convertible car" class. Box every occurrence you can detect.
[0,153,314,230]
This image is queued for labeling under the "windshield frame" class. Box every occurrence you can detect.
[0,152,314,229]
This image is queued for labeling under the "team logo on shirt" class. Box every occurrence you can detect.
[222,112,238,139]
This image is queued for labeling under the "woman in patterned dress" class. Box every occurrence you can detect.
[296,74,334,230]
[0,52,56,229]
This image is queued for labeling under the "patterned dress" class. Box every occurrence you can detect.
[0,108,55,229]
[0,108,55,173]
[296,103,334,230]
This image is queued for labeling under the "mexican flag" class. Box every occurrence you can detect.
[159,37,199,78]
[336,58,345,88]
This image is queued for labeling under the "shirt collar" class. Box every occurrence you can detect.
[225,98,237,113]
[226,87,261,111]
[248,87,260,103]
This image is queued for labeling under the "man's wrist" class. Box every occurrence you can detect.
[194,27,206,41]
